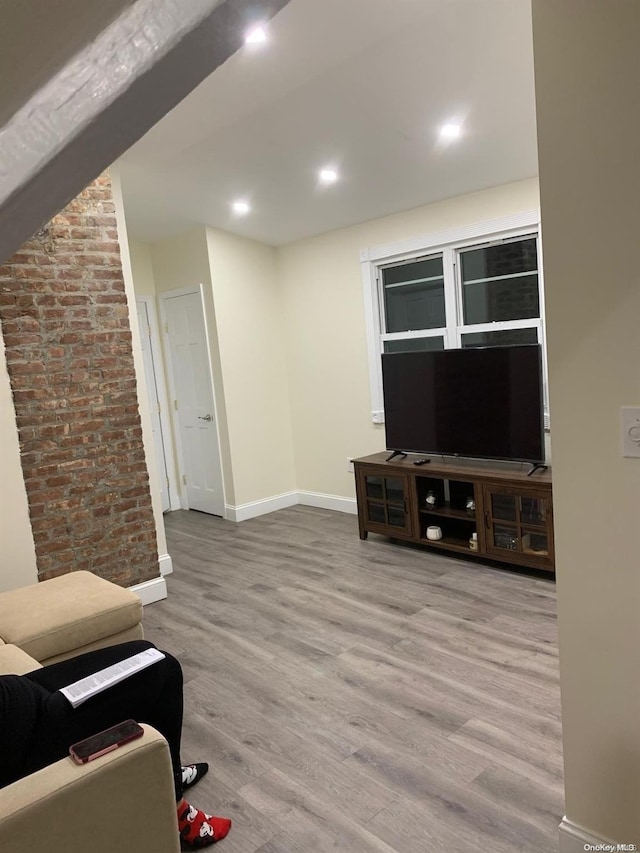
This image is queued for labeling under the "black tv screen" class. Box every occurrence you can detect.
[382,345,544,464]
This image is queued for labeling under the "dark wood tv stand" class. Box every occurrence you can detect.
[354,452,554,575]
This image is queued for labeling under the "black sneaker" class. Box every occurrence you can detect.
[181,762,209,790]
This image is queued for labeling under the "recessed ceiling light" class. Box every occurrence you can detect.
[319,168,338,184]
[245,26,267,45]
[440,123,462,139]
[232,200,250,216]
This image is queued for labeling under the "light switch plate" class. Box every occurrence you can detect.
[620,407,640,457]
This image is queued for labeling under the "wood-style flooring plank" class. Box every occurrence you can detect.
[142,507,563,853]
[239,768,401,853]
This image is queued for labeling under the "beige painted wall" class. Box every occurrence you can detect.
[533,1,640,844]
[148,227,213,297]
[277,178,540,499]
[206,227,296,507]
[111,169,168,567]
[0,335,38,592]
[129,239,156,297]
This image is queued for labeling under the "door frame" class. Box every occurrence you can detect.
[135,295,180,511]
[159,284,227,515]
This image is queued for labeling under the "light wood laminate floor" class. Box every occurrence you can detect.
[144,506,563,853]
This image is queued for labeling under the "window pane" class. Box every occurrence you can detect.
[461,238,537,281]
[492,525,519,551]
[385,477,404,504]
[384,337,445,353]
[365,477,383,499]
[388,507,406,527]
[491,494,517,522]
[461,238,539,325]
[367,503,385,524]
[522,530,549,555]
[520,497,547,525]
[383,256,443,286]
[382,257,445,333]
[461,328,538,348]
[463,275,539,324]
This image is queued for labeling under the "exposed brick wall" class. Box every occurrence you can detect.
[0,173,158,586]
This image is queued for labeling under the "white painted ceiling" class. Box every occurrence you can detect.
[119,0,537,247]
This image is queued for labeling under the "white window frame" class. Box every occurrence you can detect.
[361,209,546,424]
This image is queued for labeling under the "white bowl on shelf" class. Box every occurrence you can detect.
[426,525,442,541]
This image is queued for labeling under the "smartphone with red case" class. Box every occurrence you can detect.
[69,719,144,764]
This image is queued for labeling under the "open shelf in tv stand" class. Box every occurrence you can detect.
[354,452,554,575]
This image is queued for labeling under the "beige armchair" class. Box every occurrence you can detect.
[0,724,180,853]
[0,570,143,666]
[0,572,180,852]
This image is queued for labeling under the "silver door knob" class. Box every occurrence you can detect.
[198,414,213,421]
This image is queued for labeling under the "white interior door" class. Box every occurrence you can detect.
[136,299,171,512]
[163,290,224,516]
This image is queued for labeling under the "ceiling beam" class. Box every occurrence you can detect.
[0,0,291,264]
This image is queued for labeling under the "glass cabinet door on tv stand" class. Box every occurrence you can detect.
[482,484,554,571]
[355,469,413,538]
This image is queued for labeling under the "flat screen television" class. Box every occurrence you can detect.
[381,344,544,464]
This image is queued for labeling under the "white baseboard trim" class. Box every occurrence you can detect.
[226,491,298,522]
[129,575,167,606]
[558,816,619,852]
[224,490,357,522]
[158,553,173,576]
[297,490,358,515]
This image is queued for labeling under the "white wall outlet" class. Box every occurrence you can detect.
[620,406,640,457]
[347,458,354,473]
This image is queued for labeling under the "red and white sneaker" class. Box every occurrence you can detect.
[177,801,231,848]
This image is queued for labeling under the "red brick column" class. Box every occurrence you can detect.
[0,173,158,586]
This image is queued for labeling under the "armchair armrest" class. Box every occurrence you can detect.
[0,724,180,853]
